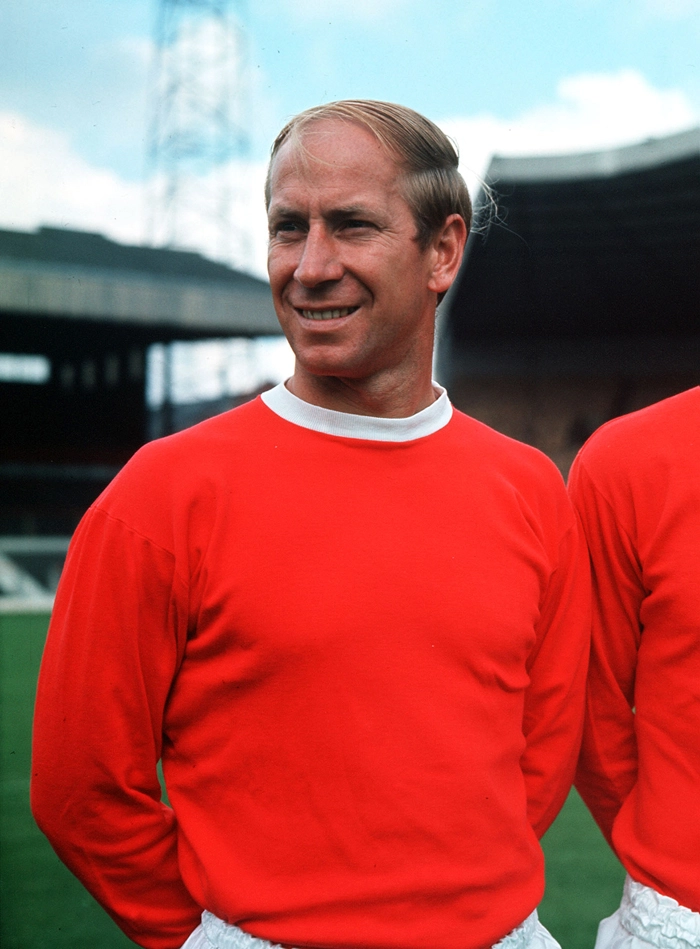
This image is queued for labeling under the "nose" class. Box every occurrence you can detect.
[294,225,344,288]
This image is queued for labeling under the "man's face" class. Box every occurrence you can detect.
[267,119,442,389]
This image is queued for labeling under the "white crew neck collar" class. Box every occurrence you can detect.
[260,381,452,442]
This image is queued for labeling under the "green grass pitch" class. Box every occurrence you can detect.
[1,610,624,948]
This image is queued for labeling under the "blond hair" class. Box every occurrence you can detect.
[265,99,472,249]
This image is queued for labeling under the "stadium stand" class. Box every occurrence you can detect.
[440,126,700,473]
[0,227,277,536]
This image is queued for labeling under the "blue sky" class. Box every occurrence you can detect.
[1,0,699,277]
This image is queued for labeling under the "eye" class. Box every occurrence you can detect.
[341,218,375,232]
[270,219,306,239]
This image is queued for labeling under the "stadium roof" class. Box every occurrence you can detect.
[0,226,279,336]
[444,126,700,376]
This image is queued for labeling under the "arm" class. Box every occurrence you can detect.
[31,505,202,949]
[521,500,591,839]
[568,455,643,846]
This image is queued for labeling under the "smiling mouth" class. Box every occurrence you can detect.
[299,307,358,321]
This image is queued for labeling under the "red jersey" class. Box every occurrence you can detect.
[569,387,700,912]
[33,387,589,949]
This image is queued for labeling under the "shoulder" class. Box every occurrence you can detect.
[569,388,700,533]
[115,396,270,476]
[91,397,272,531]
[449,407,565,488]
[446,409,575,542]
[139,396,271,462]
[573,387,700,482]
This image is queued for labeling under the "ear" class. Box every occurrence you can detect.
[426,214,468,296]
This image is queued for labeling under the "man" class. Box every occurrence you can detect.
[32,100,589,949]
[569,388,700,948]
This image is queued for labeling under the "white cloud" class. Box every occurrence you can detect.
[0,111,144,244]
[0,110,270,278]
[439,69,699,198]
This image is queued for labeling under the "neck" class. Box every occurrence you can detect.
[287,367,437,418]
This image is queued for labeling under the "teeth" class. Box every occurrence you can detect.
[302,307,355,320]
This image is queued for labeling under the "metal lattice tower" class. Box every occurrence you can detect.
[146,0,249,267]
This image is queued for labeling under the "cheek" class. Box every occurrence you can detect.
[267,252,294,294]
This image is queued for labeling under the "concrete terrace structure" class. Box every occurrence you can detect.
[440,127,700,473]
[0,226,278,535]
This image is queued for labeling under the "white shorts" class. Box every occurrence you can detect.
[179,908,561,949]
[594,875,700,949]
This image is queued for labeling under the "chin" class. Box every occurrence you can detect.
[295,350,362,377]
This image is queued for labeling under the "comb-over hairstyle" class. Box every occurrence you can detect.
[265,99,472,249]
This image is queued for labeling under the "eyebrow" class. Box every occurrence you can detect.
[267,206,303,226]
[268,204,382,226]
[328,205,373,218]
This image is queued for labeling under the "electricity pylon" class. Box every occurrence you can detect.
[146,0,250,268]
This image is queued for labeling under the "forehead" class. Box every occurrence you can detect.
[268,119,404,209]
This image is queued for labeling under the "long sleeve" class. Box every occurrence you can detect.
[521,505,591,839]
[30,394,607,949]
[31,505,202,948]
[568,453,643,846]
